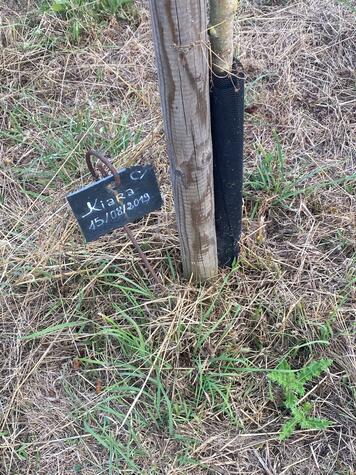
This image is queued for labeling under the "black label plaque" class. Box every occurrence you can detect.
[67,165,162,242]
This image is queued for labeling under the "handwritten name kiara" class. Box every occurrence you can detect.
[67,165,163,242]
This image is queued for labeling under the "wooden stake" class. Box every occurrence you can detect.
[149,0,218,280]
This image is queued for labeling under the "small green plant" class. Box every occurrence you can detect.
[269,358,332,440]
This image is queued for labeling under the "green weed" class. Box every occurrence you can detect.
[269,358,332,440]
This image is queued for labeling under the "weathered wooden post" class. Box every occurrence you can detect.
[148,1,218,280]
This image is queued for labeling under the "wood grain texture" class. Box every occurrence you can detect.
[149,0,218,279]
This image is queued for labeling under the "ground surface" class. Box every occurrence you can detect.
[0,0,355,474]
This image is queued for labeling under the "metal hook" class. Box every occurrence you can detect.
[85,149,120,187]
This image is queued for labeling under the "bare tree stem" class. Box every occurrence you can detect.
[209,0,238,75]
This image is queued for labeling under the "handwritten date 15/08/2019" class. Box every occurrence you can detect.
[88,193,150,231]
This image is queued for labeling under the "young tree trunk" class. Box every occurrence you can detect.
[209,0,238,75]
[149,0,218,280]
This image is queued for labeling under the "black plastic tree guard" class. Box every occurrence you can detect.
[210,60,244,267]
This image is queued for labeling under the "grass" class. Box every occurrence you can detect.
[1,0,355,474]
[0,103,140,191]
[45,0,135,43]
[245,133,356,215]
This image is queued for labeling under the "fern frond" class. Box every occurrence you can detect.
[270,357,333,440]
[298,359,332,385]
[269,360,304,396]
[280,418,297,441]
[285,393,298,410]
[300,417,331,430]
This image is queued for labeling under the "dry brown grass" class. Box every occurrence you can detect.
[1,0,355,474]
